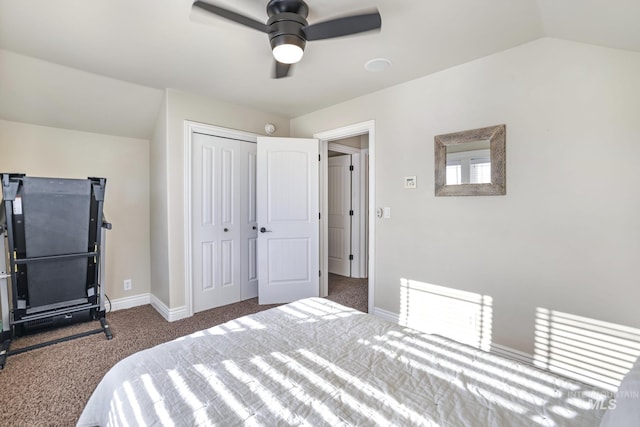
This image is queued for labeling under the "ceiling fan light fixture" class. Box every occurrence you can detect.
[271,34,305,64]
[273,44,304,64]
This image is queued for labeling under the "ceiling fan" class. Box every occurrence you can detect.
[192,0,382,78]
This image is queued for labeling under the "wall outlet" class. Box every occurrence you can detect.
[124,278,132,291]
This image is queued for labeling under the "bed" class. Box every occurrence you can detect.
[78,298,637,427]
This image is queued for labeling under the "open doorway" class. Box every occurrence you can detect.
[315,121,375,314]
[326,138,368,311]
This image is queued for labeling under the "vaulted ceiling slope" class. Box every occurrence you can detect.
[1,0,639,139]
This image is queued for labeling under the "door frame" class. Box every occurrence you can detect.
[315,120,375,313]
[183,121,258,318]
[184,120,376,316]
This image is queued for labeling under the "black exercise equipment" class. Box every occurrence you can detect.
[0,173,113,369]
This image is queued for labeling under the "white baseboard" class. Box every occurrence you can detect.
[372,306,399,323]
[109,293,150,312]
[108,293,189,323]
[150,294,189,322]
[371,306,534,364]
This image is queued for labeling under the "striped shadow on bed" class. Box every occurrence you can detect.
[77,298,619,426]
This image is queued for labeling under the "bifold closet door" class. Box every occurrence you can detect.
[192,133,256,312]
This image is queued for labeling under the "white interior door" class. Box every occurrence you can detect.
[192,133,256,312]
[328,155,351,276]
[257,137,319,304]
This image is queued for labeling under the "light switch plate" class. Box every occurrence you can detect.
[404,176,417,189]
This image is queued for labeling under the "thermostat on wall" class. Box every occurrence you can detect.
[404,176,417,189]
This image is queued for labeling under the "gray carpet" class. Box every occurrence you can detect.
[0,274,366,426]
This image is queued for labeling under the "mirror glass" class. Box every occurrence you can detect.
[445,139,491,185]
[434,124,506,197]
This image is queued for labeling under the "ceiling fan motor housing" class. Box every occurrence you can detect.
[266,0,309,17]
[266,0,309,53]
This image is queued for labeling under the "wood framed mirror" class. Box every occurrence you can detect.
[434,124,506,197]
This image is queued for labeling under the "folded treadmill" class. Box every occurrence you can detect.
[0,173,112,368]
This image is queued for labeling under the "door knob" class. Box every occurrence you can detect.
[224,228,229,232]
[252,226,257,230]
[260,227,272,233]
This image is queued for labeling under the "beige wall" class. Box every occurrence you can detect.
[5,37,639,357]
[0,119,151,302]
[149,92,170,305]
[0,49,163,140]
[157,89,290,308]
[291,38,640,354]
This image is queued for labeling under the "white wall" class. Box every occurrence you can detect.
[0,119,151,302]
[291,38,640,354]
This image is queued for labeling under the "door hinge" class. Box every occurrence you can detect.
[349,210,354,216]
[349,255,354,261]
[349,165,354,171]
[319,270,322,277]
[319,212,321,220]
[318,154,321,161]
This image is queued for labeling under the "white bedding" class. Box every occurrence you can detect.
[78,298,610,426]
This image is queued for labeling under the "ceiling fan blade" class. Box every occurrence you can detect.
[192,1,269,33]
[303,10,381,41]
[273,61,292,79]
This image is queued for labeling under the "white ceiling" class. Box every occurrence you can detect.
[1,0,639,138]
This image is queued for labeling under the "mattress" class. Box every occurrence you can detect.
[77,298,610,426]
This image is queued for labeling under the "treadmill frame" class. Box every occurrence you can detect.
[0,173,112,369]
